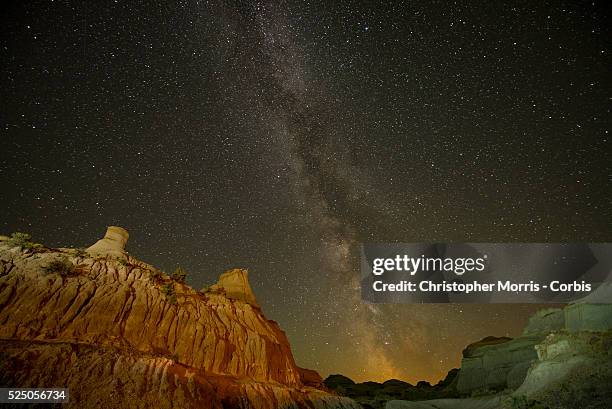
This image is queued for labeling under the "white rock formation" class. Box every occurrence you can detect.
[86,226,129,259]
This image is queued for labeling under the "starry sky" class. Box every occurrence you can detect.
[1,1,610,383]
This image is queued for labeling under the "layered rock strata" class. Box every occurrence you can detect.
[0,228,359,409]
[455,335,544,394]
[456,302,612,396]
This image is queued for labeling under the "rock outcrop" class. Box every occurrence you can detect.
[324,371,459,409]
[511,302,612,408]
[388,301,612,409]
[455,335,544,394]
[564,302,612,332]
[86,226,129,259]
[0,227,359,409]
[456,301,612,397]
[523,303,612,335]
[327,301,612,409]
[210,268,259,307]
[298,367,326,389]
[509,331,612,409]
[522,307,565,335]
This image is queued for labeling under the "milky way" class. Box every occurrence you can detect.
[1,1,610,382]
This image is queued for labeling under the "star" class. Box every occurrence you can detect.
[1,0,609,384]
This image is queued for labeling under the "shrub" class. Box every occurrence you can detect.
[171,266,187,283]
[6,232,43,250]
[149,270,162,281]
[161,283,177,304]
[43,257,76,277]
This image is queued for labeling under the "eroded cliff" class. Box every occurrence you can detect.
[0,228,359,409]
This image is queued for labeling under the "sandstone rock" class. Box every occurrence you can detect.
[0,340,359,409]
[86,226,129,259]
[0,236,359,409]
[456,335,543,395]
[522,307,564,335]
[564,302,612,332]
[513,330,612,407]
[385,302,612,408]
[210,268,259,307]
[522,304,612,335]
[455,302,612,405]
[299,366,326,388]
[461,336,512,358]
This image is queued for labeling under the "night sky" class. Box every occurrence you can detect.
[1,1,610,383]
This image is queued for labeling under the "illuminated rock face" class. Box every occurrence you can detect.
[86,226,129,259]
[564,303,612,332]
[456,302,612,398]
[210,268,259,307]
[456,335,543,394]
[0,234,359,409]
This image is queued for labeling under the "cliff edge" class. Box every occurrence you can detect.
[0,227,359,409]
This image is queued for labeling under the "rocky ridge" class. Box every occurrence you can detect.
[384,303,612,409]
[0,227,359,409]
[324,302,612,408]
[324,370,459,409]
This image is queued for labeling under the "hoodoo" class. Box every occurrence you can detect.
[0,228,359,409]
[86,225,129,259]
[210,268,259,307]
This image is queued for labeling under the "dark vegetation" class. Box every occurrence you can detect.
[171,266,187,283]
[324,369,459,409]
[6,232,42,251]
[161,283,177,304]
[42,257,77,277]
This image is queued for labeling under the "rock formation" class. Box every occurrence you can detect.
[513,303,612,408]
[0,227,359,409]
[383,302,612,409]
[86,226,129,259]
[324,371,459,409]
[522,307,565,335]
[455,334,544,394]
[326,302,611,409]
[209,268,259,307]
[454,302,612,399]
